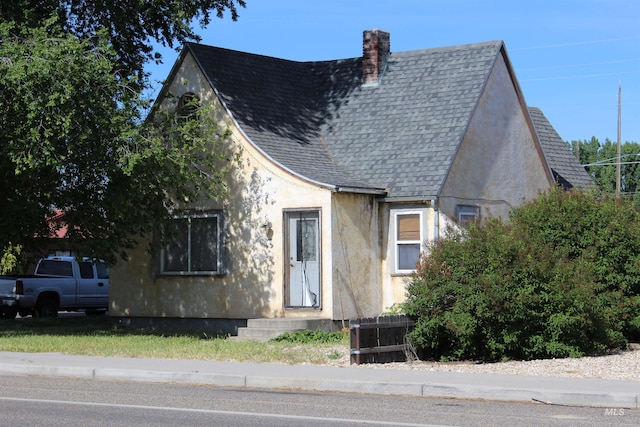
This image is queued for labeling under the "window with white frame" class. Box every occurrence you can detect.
[456,205,480,227]
[161,211,224,275]
[393,211,423,272]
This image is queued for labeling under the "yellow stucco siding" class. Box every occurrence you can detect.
[110,52,335,320]
[439,52,551,221]
[330,193,380,319]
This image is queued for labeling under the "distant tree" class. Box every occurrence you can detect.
[0,17,235,265]
[571,137,640,200]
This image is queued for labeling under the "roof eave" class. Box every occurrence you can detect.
[381,195,437,203]
[500,45,555,186]
[336,186,388,196]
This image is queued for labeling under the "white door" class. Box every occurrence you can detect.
[286,212,320,308]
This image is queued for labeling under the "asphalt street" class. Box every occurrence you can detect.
[0,351,637,409]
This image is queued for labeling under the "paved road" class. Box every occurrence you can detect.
[0,351,638,410]
[1,376,638,426]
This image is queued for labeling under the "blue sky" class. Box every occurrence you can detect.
[148,0,640,145]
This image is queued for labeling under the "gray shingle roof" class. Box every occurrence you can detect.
[186,41,529,198]
[188,44,375,191]
[319,42,502,198]
[529,107,594,189]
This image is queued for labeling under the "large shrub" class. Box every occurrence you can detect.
[404,188,640,361]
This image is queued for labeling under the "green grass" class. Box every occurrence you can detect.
[0,316,349,365]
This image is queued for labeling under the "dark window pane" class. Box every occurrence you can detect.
[191,217,218,271]
[398,243,420,270]
[38,260,73,277]
[96,262,109,279]
[79,262,94,279]
[163,219,189,272]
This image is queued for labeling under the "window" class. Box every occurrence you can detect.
[79,261,109,279]
[394,211,423,272]
[161,211,224,275]
[177,92,200,120]
[456,205,480,227]
[96,262,109,279]
[79,262,94,279]
[37,260,73,277]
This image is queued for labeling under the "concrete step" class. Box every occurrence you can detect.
[233,318,337,342]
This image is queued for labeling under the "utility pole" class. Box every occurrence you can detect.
[616,83,622,201]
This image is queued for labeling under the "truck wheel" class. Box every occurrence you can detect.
[34,297,59,318]
[0,310,17,319]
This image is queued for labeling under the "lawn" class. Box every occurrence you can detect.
[0,315,349,365]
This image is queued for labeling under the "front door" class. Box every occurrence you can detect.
[285,211,320,308]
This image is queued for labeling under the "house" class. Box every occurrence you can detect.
[110,30,591,334]
[20,210,81,274]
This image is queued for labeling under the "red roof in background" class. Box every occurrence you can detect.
[48,210,68,239]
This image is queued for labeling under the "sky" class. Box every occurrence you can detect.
[148,0,640,145]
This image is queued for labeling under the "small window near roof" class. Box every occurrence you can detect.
[177,92,200,120]
[456,205,480,227]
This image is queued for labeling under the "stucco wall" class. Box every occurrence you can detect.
[330,193,380,319]
[110,52,335,320]
[439,52,551,220]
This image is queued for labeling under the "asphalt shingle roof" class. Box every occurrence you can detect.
[187,40,587,198]
[318,42,502,198]
[529,107,594,189]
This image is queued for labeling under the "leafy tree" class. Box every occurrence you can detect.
[1,0,245,81]
[403,188,640,361]
[572,137,640,200]
[0,18,234,265]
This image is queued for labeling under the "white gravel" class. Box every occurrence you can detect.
[321,344,640,382]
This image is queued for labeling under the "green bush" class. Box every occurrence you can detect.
[404,188,639,362]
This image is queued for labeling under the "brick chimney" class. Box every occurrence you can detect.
[362,29,390,85]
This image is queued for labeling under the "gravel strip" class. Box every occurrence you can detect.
[319,345,640,381]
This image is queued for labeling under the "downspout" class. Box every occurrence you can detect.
[431,198,439,241]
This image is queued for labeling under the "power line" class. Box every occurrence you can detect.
[512,36,640,51]
[519,57,640,72]
[520,70,640,82]
[583,160,640,167]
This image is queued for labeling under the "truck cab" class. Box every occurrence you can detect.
[0,256,109,318]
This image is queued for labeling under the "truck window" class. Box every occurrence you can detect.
[79,262,94,279]
[96,262,109,279]
[37,260,73,277]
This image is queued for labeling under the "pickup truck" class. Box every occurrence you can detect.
[0,256,109,318]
